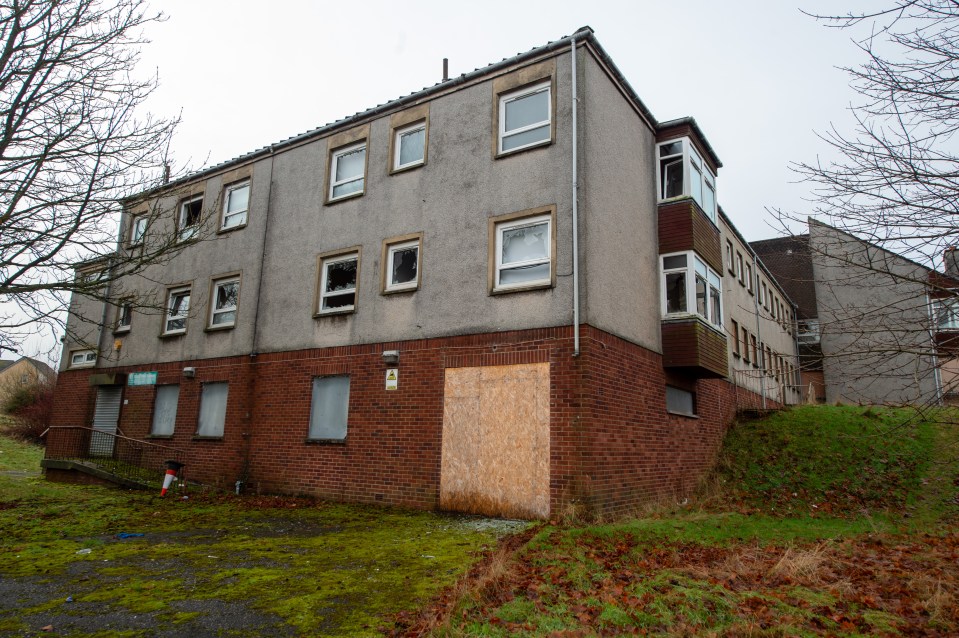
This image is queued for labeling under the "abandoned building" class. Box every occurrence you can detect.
[46,27,802,519]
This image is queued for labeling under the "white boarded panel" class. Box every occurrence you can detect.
[440,363,550,519]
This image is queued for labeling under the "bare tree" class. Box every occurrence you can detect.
[0,0,192,357]
[764,2,959,406]
[789,1,959,263]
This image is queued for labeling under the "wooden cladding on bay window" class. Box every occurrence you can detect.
[661,320,728,379]
[658,199,722,274]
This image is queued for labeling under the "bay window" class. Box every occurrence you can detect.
[656,137,718,224]
[661,251,723,328]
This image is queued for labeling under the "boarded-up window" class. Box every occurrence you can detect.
[151,385,179,436]
[196,382,228,437]
[309,376,350,440]
[666,386,695,416]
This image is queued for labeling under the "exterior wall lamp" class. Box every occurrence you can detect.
[381,350,399,366]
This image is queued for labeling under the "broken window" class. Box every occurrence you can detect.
[178,195,202,241]
[308,376,350,440]
[663,253,688,314]
[210,278,239,327]
[329,143,366,201]
[164,287,190,334]
[115,300,133,332]
[499,82,551,153]
[222,181,249,229]
[318,252,358,313]
[495,214,551,290]
[385,239,419,292]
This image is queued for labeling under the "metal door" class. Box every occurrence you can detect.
[90,386,122,456]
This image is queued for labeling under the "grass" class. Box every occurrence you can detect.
[411,405,959,637]
[0,421,525,636]
[5,406,959,636]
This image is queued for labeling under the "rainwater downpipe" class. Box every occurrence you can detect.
[750,251,768,409]
[239,145,277,492]
[926,293,944,406]
[251,146,277,357]
[571,37,580,357]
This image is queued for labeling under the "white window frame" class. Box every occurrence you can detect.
[493,213,552,292]
[328,142,366,202]
[745,263,753,293]
[69,350,97,368]
[221,180,249,229]
[178,194,203,241]
[317,252,359,314]
[760,281,768,307]
[115,299,133,333]
[937,297,959,330]
[385,239,420,292]
[656,137,718,224]
[498,81,551,154]
[659,251,724,328]
[164,287,190,335]
[209,277,239,328]
[393,122,426,171]
[130,215,148,245]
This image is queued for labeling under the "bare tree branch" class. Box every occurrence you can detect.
[0,0,194,357]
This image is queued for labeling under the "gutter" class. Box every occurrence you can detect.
[126,27,611,205]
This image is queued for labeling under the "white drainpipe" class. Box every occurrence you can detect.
[571,37,580,356]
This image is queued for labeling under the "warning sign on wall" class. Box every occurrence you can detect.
[385,368,398,391]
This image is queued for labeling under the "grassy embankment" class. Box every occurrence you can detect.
[410,405,959,637]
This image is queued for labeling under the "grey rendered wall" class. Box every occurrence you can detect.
[719,217,800,405]
[579,50,660,352]
[255,55,575,354]
[810,221,938,405]
[60,287,106,371]
[87,51,578,367]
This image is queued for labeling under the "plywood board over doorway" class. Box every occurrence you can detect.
[440,363,550,519]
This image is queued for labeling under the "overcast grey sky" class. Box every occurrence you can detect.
[17,0,879,364]
[138,0,869,238]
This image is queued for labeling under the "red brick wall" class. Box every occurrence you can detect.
[49,325,772,518]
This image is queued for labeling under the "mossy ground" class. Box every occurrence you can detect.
[0,425,526,636]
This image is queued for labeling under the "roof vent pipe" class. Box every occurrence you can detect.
[442,58,449,82]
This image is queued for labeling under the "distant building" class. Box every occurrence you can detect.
[0,357,55,409]
[753,220,948,406]
[47,28,800,519]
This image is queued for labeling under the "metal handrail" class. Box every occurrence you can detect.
[44,425,186,488]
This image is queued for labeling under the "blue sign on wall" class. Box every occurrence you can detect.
[127,371,158,386]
